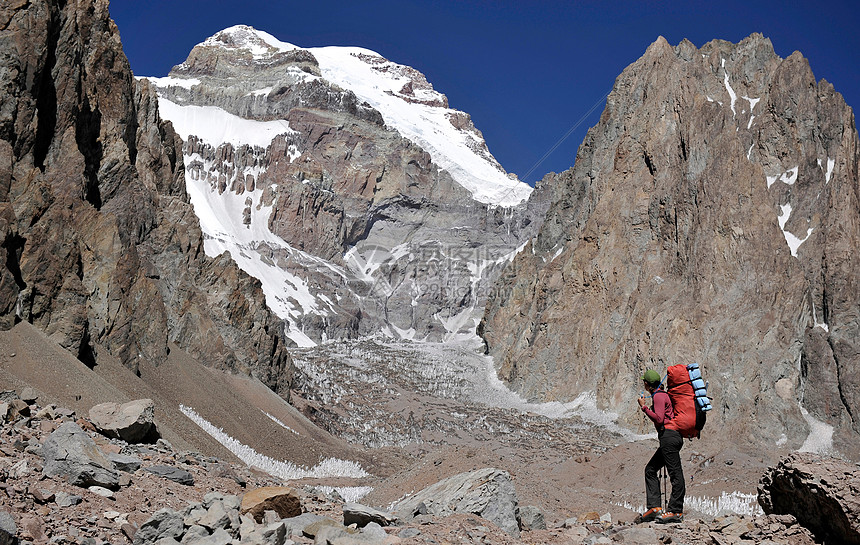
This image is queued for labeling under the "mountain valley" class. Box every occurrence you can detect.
[0,1,859,544]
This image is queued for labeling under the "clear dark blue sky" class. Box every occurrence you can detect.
[111,0,858,185]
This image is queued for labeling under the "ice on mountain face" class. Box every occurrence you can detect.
[825,157,835,182]
[247,87,273,97]
[308,48,532,207]
[183,152,328,347]
[816,157,836,182]
[766,166,798,189]
[781,167,798,185]
[784,227,813,258]
[777,203,813,258]
[723,63,737,117]
[778,204,792,231]
[768,167,812,258]
[144,76,200,90]
[743,96,759,129]
[811,295,829,332]
[158,99,294,148]
[744,96,761,111]
[158,92,336,347]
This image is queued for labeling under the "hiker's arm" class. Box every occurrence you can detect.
[642,394,667,425]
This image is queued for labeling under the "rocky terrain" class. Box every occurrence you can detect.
[480,34,860,456]
[2,388,856,545]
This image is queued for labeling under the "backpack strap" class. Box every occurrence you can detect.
[648,375,668,397]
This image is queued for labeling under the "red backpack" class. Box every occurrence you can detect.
[664,363,710,439]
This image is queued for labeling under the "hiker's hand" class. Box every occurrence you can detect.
[637,395,646,408]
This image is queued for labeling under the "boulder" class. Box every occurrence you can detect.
[7,399,29,419]
[107,453,142,473]
[397,528,420,539]
[133,509,185,545]
[144,465,194,486]
[281,513,326,537]
[17,513,44,542]
[759,453,860,545]
[301,519,341,539]
[393,467,520,536]
[198,500,233,531]
[240,521,286,545]
[34,406,56,420]
[312,524,352,545]
[181,525,209,544]
[41,422,120,489]
[88,486,115,498]
[516,505,546,531]
[9,460,29,479]
[241,487,302,523]
[30,488,55,504]
[18,388,38,404]
[186,528,232,545]
[54,491,83,507]
[0,511,16,545]
[342,503,397,527]
[89,399,156,443]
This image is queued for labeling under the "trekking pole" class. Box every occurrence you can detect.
[661,466,668,511]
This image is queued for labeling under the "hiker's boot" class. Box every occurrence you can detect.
[656,511,684,524]
[635,507,663,523]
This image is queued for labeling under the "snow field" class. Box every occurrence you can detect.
[179,404,370,480]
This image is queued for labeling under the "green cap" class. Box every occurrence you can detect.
[642,369,661,385]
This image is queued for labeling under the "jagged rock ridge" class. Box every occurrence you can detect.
[480,34,860,456]
[147,25,546,346]
[0,0,291,394]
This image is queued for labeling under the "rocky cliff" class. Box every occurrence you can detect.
[0,0,291,394]
[480,34,860,455]
[147,26,544,346]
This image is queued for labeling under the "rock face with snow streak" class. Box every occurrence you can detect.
[0,0,292,393]
[149,26,543,346]
[480,34,860,455]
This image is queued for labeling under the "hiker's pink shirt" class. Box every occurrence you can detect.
[643,389,674,431]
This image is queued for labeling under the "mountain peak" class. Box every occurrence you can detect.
[169,25,532,207]
[202,25,297,58]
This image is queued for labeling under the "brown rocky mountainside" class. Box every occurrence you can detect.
[480,34,860,456]
[0,0,291,394]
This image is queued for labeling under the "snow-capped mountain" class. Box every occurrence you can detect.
[146,25,547,347]
[153,25,531,207]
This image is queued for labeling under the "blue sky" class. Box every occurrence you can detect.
[111,0,858,185]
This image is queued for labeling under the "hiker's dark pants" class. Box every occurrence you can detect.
[645,428,685,513]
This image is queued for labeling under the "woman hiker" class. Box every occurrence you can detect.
[636,368,685,524]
